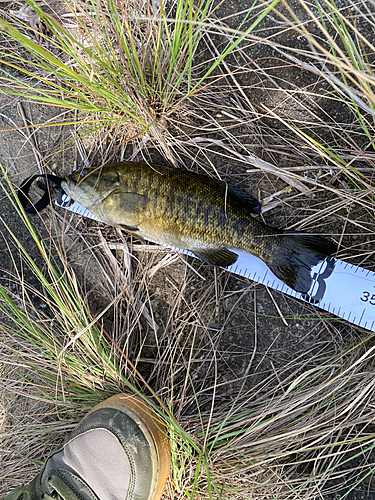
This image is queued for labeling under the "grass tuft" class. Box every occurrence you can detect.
[0,0,281,161]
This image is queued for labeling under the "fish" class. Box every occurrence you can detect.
[61,162,337,293]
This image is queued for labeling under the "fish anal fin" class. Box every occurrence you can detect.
[192,248,238,267]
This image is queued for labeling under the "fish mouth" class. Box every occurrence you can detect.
[61,178,117,207]
[60,179,73,196]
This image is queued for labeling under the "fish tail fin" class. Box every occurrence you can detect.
[266,232,337,293]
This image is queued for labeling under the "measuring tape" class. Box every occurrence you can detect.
[56,192,375,333]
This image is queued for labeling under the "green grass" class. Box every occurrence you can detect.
[267,0,375,196]
[0,0,280,158]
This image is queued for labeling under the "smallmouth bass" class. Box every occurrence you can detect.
[61,162,337,293]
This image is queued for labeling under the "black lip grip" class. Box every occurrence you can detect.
[17,174,64,215]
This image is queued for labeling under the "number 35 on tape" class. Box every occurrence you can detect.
[361,291,375,305]
[301,257,375,331]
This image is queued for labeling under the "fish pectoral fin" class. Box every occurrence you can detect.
[192,248,238,267]
[111,191,149,214]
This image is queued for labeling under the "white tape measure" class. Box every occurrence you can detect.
[56,193,375,333]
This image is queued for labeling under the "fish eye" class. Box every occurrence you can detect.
[99,171,119,185]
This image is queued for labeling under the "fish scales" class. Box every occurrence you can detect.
[117,164,277,258]
[61,162,337,293]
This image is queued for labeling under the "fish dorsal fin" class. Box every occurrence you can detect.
[215,180,261,214]
[192,248,238,267]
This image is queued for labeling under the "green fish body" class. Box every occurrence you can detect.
[61,162,336,293]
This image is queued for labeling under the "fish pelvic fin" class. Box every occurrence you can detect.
[266,232,337,293]
[119,224,140,232]
[192,248,238,267]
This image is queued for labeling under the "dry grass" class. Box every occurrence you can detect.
[0,0,375,499]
